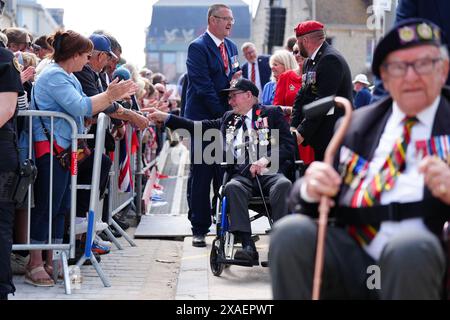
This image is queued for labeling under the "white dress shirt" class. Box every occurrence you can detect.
[301,96,441,260]
[234,109,253,159]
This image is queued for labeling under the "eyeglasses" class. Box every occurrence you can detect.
[382,57,443,77]
[213,15,235,24]
[292,50,300,55]
[228,91,246,101]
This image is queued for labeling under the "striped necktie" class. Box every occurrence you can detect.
[348,116,418,246]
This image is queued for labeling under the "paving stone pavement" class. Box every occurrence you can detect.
[11,229,183,300]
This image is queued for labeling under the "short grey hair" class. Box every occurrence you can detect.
[241,42,256,52]
[207,4,230,21]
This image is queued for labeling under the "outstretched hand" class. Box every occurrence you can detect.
[142,107,169,124]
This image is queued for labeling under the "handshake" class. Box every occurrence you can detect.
[141,107,169,124]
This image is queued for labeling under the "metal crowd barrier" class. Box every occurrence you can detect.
[104,124,138,249]
[13,110,80,294]
[12,111,152,293]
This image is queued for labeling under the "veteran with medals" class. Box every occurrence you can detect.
[270,18,450,300]
[146,79,295,264]
[290,20,353,162]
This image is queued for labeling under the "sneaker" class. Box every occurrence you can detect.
[152,189,164,196]
[94,237,112,248]
[74,217,109,234]
[151,201,168,208]
[113,215,130,230]
[151,195,166,202]
[92,242,110,255]
[11,253,29,275]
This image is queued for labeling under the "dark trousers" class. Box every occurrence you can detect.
[31,154,70,242]
[0,200,15,297]
[269,214,446,300]
[224,174,291,234]
[187,141,221,236]
[76,153,112,219]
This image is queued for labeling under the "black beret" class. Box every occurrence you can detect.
[372,18,444,77]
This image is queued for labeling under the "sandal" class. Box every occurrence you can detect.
[24,265,55,287]
[44,264,64,280]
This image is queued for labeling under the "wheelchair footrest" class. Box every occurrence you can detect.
[216,255,258,267]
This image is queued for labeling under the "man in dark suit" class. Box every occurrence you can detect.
[269,18,450,299]
[291,20,353,161]
[241,42,271,100]
[184,4,242,247]
[147,79,295,264]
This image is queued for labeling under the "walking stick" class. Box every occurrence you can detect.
[307,96,353,300]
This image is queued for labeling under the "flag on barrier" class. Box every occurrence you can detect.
[119,127,133,192]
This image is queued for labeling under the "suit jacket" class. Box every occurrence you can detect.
[397,0,450,49]
[242,55,271,91]
[166,104,295,178]
[372,0,450,104]
[289,88,450,235]
[291,42,353,160]
[184,32,240,121]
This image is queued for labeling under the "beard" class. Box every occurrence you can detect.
[299,42,309,58]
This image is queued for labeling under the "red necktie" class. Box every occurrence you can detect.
[251,62,256,84]
[219,42,229,74]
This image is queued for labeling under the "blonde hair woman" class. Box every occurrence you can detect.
[261,49,297,105]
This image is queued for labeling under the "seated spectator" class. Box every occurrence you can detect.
[352,74,372,109]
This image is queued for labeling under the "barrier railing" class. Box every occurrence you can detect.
[13,110,81,294]
[104,124,137,248]
[12,111,156,293]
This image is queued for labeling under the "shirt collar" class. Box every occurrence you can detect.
[206,29,223,47]
[391,95,441,129]
[310,43,324,61]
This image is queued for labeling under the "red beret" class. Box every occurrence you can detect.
[295,20,324,37]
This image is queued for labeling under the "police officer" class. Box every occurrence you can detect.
[0,0,24,300]
[290,21,353,161]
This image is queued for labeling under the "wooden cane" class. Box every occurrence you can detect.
[312,96,353,300]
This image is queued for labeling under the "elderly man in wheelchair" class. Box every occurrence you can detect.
[146,78,296,270]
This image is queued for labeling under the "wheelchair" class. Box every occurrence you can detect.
[210,152,305,276]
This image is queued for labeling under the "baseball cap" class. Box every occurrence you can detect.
[89,34,118,60]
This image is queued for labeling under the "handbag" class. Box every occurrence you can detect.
[55,139,92,171]
[32,91,91,171]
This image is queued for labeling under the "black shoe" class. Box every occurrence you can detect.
[108,227,122,238]
[113,216,130,230]
[192,235,206,247]
[234,245,259,265]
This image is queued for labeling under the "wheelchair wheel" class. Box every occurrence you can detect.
[210,239,225,276]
